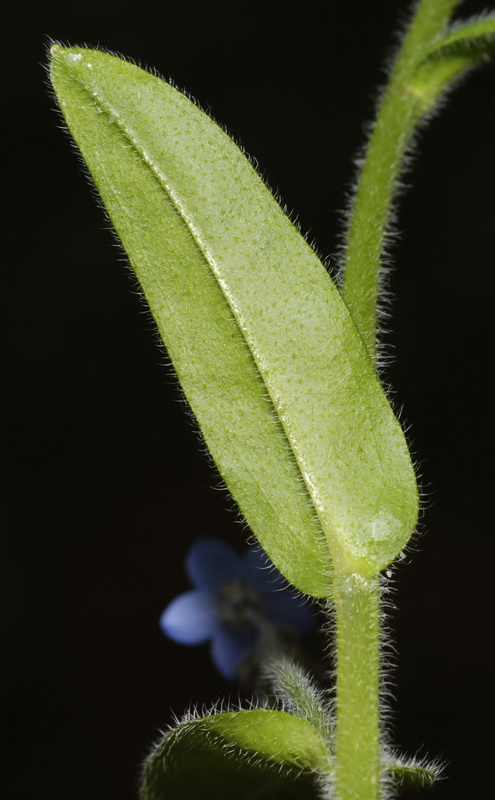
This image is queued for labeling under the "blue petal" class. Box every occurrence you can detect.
[186,538,242,589]
[265,590,314,634]
[160,590,218,644]
[210,626,258,680]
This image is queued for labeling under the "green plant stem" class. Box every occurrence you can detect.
[334,572,381,800]
[335,3,459,799]
[342,0,458,361]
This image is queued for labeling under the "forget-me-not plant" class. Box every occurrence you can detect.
[48,0,495,796]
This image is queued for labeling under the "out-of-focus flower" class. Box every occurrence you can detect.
[160,538,314,680]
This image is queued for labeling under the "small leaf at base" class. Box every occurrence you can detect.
[386,756,442,787]
[141,709,329,800]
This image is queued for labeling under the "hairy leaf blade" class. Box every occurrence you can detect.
[50,47,418,591]
[141,709,328,800]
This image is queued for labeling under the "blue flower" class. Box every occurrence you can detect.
[160,538,314,680]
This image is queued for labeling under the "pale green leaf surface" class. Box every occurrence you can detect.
[411,16,495,110]
[140,709,328,800]
[50,47,418,592]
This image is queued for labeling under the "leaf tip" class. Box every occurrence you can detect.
[49,44,91,73]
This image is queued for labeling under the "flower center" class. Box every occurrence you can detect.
[215,579,266,629]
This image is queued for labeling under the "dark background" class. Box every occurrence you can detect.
[3,0,494,797]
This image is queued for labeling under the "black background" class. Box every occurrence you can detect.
[3,0,495,797]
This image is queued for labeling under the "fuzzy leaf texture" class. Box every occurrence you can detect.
[140,709,329,800]
[49,47,418,594]
[411,15,495,113]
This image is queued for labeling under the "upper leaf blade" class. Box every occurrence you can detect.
[50,46,418,592]
[411,16,495,112]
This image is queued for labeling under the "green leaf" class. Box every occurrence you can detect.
[49,46,418,594]
[386,754,441,787]
[140,709,329,800]
[411,16,495,112]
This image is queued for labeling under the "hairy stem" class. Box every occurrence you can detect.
[341,0,458,360]
[334,572,381,800]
